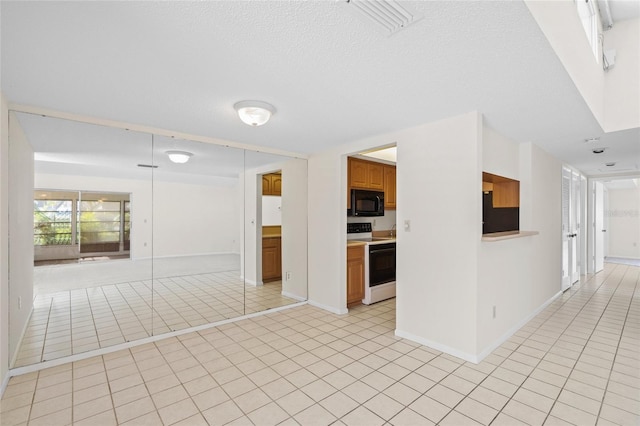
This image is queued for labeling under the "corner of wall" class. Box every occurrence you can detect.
[524,0,605,127]
[0,92,10,394]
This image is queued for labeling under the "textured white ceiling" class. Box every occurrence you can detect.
[1,1,635,177]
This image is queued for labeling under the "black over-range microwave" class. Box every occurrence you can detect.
[348,189,385,216]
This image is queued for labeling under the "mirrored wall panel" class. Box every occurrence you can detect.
[8,112,308,368]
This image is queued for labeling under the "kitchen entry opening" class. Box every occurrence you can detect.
[34,189,131,265]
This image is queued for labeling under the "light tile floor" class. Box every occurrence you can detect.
[15,270,296,367]
[2,262,638,425]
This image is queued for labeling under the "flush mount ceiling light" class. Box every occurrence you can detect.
[234,101,276,127]
[166,150,193,164]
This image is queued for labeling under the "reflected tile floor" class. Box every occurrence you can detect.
[2,263,639,425]
[14,271,296,367]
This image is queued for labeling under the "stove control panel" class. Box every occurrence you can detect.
[347,222,372,234]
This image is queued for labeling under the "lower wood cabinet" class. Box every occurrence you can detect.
[346,245,365,307]
[262,237,282,282]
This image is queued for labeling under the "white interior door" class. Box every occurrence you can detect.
[594,181,605,272]
[569,171,580,284]
[562,168,571,291]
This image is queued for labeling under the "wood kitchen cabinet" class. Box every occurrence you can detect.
[482,172,519,208]
[262,173,282,196]
[383,165,396,209]
[346,245,365,307]
[347,157,396,210]
[348,158,384,191]
[262,236,282,282]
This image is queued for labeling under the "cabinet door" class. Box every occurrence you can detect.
[262,237,281,281]
[346,246,365,306]
[349,158,369,189]
[271,174,282,196]
[262,174,273,195]
[492,181,519,208]
[383,165,396,209]
[367,163,384,190]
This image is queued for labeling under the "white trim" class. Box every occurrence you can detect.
[8,301,307,378]
[9,305,34,368]
[307,300,348,315]
[244,279,262,287]
[281,291,307,302]
[9,104,307,160]
[135,251,239,261]
[394,329,480,363]
[0,372,10,399]
[396,290,563,364]
[475,290,563,362]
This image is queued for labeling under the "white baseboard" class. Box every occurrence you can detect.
[135,251,239,261]
[0,371,10,399]
[307,300,348,315]
[244,278,262,287]
[394,329,479,363]
[8,300,307,378]
[475,290,563,362]
[10,305,34,369]
[395,290,564,364]
[281,291,306,302]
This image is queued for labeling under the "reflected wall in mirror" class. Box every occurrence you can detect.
[10,112,154,367]
[244,151,308,313]
[8,112,308,368]
[149,136,246,335]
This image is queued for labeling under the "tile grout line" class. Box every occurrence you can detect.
[594,265,639,422]
[541,264,629,424]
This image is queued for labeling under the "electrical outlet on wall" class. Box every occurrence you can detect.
[18,296,22,310]
[492,305,496,319]
[286,271,292,281]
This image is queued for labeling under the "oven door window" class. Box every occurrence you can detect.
[369,243,396,286]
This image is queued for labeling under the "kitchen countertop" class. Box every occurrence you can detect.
[347,241,367,247]
[347,237,396,246]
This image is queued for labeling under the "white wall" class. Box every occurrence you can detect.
[8,112,34,367]
[307,153,348,314]
[262,196,281,226]
[483,125,520,180]
[607,187,640,258]
[242,171,260,286]
[0,94,10,391]
[603,18,640,131]
[281,158,308,300]
[153,180,240,257]
[242,158,308,297]
[525,0,605,127]
[395,112,482,360]
[477,140,562,357]
[525,2,639,133]
[35,173,240,259]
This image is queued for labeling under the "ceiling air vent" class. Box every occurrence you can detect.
[345,0,422,36]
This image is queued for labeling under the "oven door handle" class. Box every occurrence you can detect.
[369,247,396,255]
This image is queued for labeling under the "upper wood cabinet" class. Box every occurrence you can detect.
[348,158,384,191]
[482,172,519,208]
[383,165,396,209]
[262,173,282,196]
[348,157,396,210]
